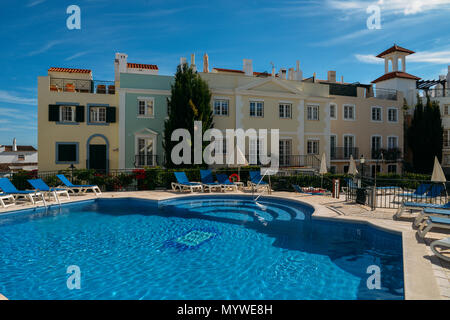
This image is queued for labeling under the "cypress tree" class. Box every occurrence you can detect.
[163,63,213,168]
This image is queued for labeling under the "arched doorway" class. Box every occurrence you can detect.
[87,134,109,172]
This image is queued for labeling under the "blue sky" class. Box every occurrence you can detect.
[0,0,449,148]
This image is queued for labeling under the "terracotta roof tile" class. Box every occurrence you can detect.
[213,68,245,74]
[48,67,92,73]
[372,71,420,83]
[2,146,37,152]
[127,63,158,70]
[376,44,415,58]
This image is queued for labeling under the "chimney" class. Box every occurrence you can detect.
[180,57,187,66]
[341,76,344,83]
[114,52,128,81]
[288,68,294,80]
[12,138,17,152]
[243,59,253,76]
[327,71,336,83]
[313,72,316,82]
[294,60,303,81]
[190,54,196,72]
[271,64,275,77]
[203,53,209,73]
[279,69,287,80]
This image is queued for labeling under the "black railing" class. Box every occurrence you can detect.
[329,83,357,97]
[366,88,398,100]
[245,154,320,169]
[371,148,402,161]
[134,155,159,167]
[330,147,359,160]
[50,78,115,94]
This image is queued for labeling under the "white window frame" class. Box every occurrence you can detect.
[90,106,107,123]
[387,107,398,123]
[135,133,157,166]
[137,97,155,118]
[60,105,76,122]
[307,139,320,155]
[279,103,292,119]
[329,103,337,120]
[213,99,229,116]
[343,134,355,158]
[343,104,355,121]
[387,164,397,174]
[371,106,383,122]
[444,130,450,148]
[307,104,319,121]
[279,138,292,165]
[444,105,450,116]
[371,135,383,154]
[387,135,398,149]
[250,101,264,117]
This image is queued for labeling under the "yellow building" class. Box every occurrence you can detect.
[37,67,118,172]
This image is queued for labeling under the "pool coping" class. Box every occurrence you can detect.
[0,190,444,300]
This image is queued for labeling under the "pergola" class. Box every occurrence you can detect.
[416,79,446,91]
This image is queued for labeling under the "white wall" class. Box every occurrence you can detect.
[0,151,38,164]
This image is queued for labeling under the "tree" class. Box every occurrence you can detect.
[163,63,213,168]
[407,94,443,173]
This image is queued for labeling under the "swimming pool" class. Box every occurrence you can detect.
[0,195,404,300]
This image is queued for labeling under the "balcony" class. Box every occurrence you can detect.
[244,154,320,169]
[49,78,115,94]
[330,147,359,160]
[366,88,398,101]
[371,148,402,161]
[134,155,159,167]
[426,88,450,98]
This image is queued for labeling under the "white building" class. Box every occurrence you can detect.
[0,138,38,172]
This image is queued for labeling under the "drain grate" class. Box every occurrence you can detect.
[164,228,219,251]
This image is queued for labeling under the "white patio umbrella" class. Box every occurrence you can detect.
[348,154,358,176]
[319,153,327,188]
[431,156,446,183]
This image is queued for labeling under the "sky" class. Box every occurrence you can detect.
[0,0,449,148]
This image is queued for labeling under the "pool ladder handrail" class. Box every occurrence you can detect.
[252,171,271,202]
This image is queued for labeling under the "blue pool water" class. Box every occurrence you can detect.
[0,195,404,300]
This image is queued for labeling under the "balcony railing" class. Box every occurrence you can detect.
[244,154,320,169]
[371,148,402,161]
[134,155,159,167]
[426,88,450,98]
[50,78,115,94]
[366,88,398,101]
[330,147,359,160]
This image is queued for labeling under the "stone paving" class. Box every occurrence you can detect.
[0,190,449,299]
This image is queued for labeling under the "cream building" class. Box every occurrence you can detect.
[37,67,118,172]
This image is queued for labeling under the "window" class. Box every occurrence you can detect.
[444,130,450,148]
[249,138,262,164]
[212,138,227,156]
[388,136,398,149]
[444,154,450,165]
[136,137,155,166]
[307,105,319,120]
[388,164,397,174]
[330,135,336,159]
[213,99,229,116]
[60,106,75,122]
[371,106,382,121]
[388,108,398,122]
[307,140,319,155]
[444,105,450,116]
[250,101,264,117]
[138,98,154,117]
[279,103,292,119]
[329,103,337,119]
[90,107,106,123]
[18,154,25,161]
[279,139,292,165]
[343,104,355,120]
[56,143,78,163]
[343,135,355,158]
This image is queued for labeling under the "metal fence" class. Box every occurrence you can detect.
[344,176,449,209]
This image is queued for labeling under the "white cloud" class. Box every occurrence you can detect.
[27,40,63,57]
[355,50,450,64]
[355,54,384,64]
[0,91,37,106]
[327,0,450,15]
[26,0,46,7]
[65,51,90,61]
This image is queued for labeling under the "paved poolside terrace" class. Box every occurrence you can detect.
[0,189,449,300]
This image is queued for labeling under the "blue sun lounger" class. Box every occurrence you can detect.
[0,178,44,204]
[430,237,450,262]
[414,207,450,227]
[216,174,238,191]
[394,201,450,219]
[0,192,14,208]
[200,170,222,192]
[417,215,450,238]
[56,174,101,196]
[396,183,430,199]
[248,171,269,191]
[171,172,203,192]
[28,179,70,202]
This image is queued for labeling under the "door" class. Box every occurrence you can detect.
[89,144,107,171]
[344,135,354,159]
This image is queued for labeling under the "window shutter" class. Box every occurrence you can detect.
[106,106,116,123]
[48,105,60,121]
[75,105,85,122]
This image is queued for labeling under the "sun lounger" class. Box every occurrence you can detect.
[0,178,44,204]
[417,215,450,238]
[292,184,331,195]
[56,174,102,196]
[247,171,270,191]
[171,172,203,192]
[0,193,15,208]
[216,174,238,191]
[200,170,222,192]
[394,201,450,219]
[396,183,430,199]
[430,237,450,262]
[27,179,70,202]
[413,208,450,227]
[411,184,445,200]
